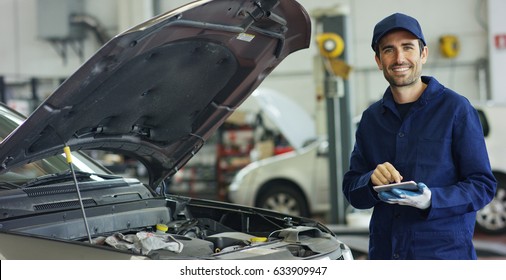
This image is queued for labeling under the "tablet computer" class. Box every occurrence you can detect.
[373,181,418,192]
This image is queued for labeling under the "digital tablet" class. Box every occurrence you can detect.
[373,181,418,192]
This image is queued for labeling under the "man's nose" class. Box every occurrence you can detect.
[394,50,405,64]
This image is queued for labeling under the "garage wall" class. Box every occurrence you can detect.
[348,0,489,115]
[0,0,491,120]
[261,0,489,120]
[0,0,116,79]
[488,0,506,103]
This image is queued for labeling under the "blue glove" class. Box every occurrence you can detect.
[378,182,432,210]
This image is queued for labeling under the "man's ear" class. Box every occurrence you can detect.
[421,46,428,64]
[375,54,383,70]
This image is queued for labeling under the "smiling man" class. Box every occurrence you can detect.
[342,13,496,259]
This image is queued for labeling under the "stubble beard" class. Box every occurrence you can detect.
[384,66,421,88]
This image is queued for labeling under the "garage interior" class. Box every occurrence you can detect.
[1,0,505,260]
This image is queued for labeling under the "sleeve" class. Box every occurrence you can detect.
[427,105,497,220]
[342,117,381,209]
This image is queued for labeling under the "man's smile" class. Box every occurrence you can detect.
[391,65,411,73]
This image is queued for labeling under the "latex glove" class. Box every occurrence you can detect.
[378,182,432,210]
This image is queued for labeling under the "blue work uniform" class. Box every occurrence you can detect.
[343,76,497,259]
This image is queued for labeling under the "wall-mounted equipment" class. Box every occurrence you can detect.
[316,32,351,79]
[37,0,110,64]
[316,32,345,59]
[37,0,85,41]
[439,35,460,59]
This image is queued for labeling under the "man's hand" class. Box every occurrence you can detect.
[371,162,403,185]
[378,182,432,210]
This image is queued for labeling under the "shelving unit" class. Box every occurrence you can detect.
[0,76,64,116]
[170,135,218,200]
[215,122,255,201]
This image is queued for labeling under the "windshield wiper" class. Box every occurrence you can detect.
[21,170,121,188]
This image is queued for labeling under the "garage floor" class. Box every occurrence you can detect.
[473,232,506,259]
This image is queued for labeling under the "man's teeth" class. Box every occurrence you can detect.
[393,67,409,72]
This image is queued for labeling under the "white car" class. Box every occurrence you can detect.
[229,137,330,217]
[228,88,332,218]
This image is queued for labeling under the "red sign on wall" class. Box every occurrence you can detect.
[495,34,506,49]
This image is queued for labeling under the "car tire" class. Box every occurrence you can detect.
[255,182,310,217]
[475,172,506,235]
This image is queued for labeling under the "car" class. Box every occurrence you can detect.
[228,138,330,218]
[228,88,373,225]
[0,0,353,260]
[228,88,330,218]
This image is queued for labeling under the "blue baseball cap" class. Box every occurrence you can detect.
[371,13,426,51]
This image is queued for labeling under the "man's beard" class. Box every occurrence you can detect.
[384,64,421,88]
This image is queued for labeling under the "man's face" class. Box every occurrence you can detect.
[375,30,428,88]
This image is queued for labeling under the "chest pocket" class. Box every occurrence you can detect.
[416,137,456,184]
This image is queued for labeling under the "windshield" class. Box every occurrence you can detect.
[0,104,110,185]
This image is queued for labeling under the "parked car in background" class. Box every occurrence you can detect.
[0,0,354,260]
[228,88,333,218]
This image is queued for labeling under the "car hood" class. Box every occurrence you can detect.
[250,88,316,151]
[0,0,311,188]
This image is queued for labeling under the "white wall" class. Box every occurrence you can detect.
[0,0,492,118]
[0,0,117,79]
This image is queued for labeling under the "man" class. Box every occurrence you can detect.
[342,13,496,259]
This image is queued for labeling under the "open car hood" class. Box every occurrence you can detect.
[0,0,311,188]
[251,88,316,151]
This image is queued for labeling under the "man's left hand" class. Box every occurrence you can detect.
[378,182,432,210]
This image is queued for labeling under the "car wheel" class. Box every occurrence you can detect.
[256,183,310,217]
[476,172,506,235]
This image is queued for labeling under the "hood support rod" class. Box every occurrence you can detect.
[63,146,93,243]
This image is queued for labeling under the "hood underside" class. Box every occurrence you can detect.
[0,0,311,188]
[250,88,316,150]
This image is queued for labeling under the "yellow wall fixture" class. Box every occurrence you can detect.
[316,32,345,58]
[316,32,351,79]
[439,35,460,58]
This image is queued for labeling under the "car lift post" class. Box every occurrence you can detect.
[314,7,354,224]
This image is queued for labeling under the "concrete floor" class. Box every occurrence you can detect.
[472,232,506,259]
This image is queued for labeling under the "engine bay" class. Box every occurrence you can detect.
[0,178,352,260]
